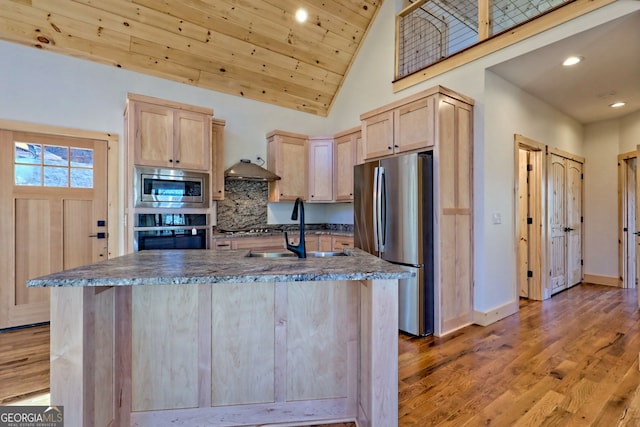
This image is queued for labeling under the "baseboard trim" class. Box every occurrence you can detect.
[473,300,519,327]
[583,274,621,287]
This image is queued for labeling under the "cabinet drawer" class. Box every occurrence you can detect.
[331,236,354,252]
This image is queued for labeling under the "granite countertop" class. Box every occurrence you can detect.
[211,229,354,238]
[27,248,413,288]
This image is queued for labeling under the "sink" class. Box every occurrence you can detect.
[246,250,349,258]
[306,251,349,257]
[246,251,296,258]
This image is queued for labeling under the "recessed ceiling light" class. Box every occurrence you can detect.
[609,102,626,108]
[562,56,583,66]
[295,8,308,23]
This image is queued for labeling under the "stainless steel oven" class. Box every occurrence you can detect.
[133,167,209,208]
[133,212,209,251]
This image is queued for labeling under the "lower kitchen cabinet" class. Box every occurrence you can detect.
[212,233,352,254]
[331,235,354,252]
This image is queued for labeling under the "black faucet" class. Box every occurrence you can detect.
[285,197,306,258]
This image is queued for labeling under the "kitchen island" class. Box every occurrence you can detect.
[28,248,412,427]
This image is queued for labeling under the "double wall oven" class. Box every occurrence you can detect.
[132,167,211,251]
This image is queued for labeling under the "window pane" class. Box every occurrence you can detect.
[15,164,42,186]
[70,147,93,168]
[15,142,42,164]
[44,166,69,187]
[70,168,93,188]
[44,145,69,166]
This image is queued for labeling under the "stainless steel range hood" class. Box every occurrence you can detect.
[224,159,281,181]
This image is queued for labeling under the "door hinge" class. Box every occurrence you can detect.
[581,216,584,223]
[527,217,533,225]
[527,270,533,278]
[581,259,583,266]
[527,164,533,171]
[624,227,628,232]
[581,173,584,179]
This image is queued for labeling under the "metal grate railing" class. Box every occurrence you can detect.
[397,0,572,79]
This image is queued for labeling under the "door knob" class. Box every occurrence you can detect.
[89,232,107,239]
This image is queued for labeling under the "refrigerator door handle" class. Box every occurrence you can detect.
[373,166,379,252]
[378,166,386,252]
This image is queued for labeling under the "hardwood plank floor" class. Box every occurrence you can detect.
[0,323,49,404]
[1,284,638,427]
[399,283,640,426]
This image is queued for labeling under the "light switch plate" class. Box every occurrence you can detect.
[492,212,502,225]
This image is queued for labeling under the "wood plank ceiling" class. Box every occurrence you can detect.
[0,0,382,116]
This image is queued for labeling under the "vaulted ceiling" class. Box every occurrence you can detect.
[0,0,382,117]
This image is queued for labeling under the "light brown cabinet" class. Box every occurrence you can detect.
[307,136,334,202]
[211,118,225,200]
[331,235,354,252]
[360,86,474,337]
[212,233,350,253]
[361,95,435,161]
[333,127,360,201]
[267,128,361,203]
[267,130,308,202]
[286,234,320,252]
[127,94,212,171]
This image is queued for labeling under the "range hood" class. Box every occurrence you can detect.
[224,159,281,181]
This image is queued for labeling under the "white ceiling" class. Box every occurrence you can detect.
[489,10,640,124]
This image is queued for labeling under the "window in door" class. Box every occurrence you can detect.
[14,142,94,188]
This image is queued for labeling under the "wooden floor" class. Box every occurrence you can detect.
[1,284,639,427]
[0,323,49,404]
[399,283,640,426]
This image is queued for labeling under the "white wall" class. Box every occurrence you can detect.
[620,110,640,153]
[583,109,640,280]
[583,120,620,278]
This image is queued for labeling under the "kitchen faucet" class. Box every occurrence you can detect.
[285,197,306,258]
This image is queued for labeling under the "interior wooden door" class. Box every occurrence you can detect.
[0,131,108,329]
[626,157,636,289]
[549,154,567,294]
[548,152,583,296]
[566,159,583,287]
[618,154,637,289]
[636,148,640,302]
[517,149,530,298]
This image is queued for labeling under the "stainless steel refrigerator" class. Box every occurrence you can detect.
[354,152,434,336]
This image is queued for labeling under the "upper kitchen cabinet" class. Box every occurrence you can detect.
[267,130,308,202]
[211,118,225,200]
[334,127,360,202]
[361,92,436,161]
[126,94,212,171]
[307,136,334,202]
